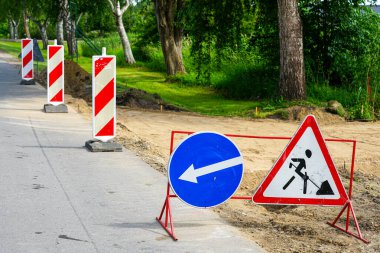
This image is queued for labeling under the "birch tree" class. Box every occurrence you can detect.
[22,1,31,39]
[106,0,135,64]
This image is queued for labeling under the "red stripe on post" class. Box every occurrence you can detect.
[24,70,33,79]
[94,57,113,77]
[49,62,63,87]
[96,117,114,136]
[23,51,32,67]
[22,39,31,48]
[94,78,114,116]
[50,89,63,102]
[49,46,61,59]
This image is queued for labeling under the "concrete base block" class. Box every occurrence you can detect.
[44,104,68,113]
[20,79,35,85]
[85,139,123,152]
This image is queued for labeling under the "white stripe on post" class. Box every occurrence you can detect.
[21,39,33,80]
[92,48,116,142]
[47,43,64,106]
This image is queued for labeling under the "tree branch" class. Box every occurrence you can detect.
[120,0,130,15]
[28,15,41,27]
[76,12,83,25]
[106,0,115,13]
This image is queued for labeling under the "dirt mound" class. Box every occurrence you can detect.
[64,60,92,101]
[289,106,343,122]
[277,106,345,124]
[36,61,181,112]
[116,87,184,111]
[36,60,92,102]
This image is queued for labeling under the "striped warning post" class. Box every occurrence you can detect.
[92,49,116,142]
[47,42,64,105]
[21,39,33,80]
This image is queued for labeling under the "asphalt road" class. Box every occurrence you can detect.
[0,52,265,253]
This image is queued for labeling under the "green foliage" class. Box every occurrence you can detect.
[79,3,115,36]
[126,0,159,50]
[307,83,357,107]
[251,0,279,65]
[184,0,247,83]
[214,55,279,99]
[80,34,121,57]
[0,22,8,38]
[301,3,380,119]
[132,44,166,71]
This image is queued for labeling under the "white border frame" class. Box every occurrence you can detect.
[92,54,117,142]
[47,44,65,106]
[21,39,33,81]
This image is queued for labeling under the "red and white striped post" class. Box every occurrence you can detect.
[47,40,64,105]
[21,39,33,80]
[92,47,116,142]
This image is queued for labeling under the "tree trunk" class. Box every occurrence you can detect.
[56,0,65,45]
[63,7,73,54]
[30,18,49,49]
[115,14,135,64]
[13,20,19,39]
[56,20,64,45]
[155,0,186,76]
[39,24,49,49]
[8,19,15,39]
[62,0,77,57]
[69,20,78,57]
[9,19,20,39]
[277,0,306,100]
[23,11,31,38]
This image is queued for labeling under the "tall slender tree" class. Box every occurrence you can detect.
[56,0,65,45]
[106,0,135,64]
[22,0,31,38]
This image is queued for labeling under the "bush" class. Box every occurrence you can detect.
[215,63,278,99]
[132,44,166,72]
[307,83,378,120]
[0,22,8,38]
[80,34,123,58]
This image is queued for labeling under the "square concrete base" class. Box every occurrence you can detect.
[85,139,123,152]
[44,104,68,113]
[20,79,35,85]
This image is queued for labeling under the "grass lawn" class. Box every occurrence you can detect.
[0,40,278,117]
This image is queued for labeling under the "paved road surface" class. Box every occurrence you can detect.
[0,52,265,253]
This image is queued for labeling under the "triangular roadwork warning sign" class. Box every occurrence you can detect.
[253,115,348,206]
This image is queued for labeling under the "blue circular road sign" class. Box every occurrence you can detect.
[168,132,244,208]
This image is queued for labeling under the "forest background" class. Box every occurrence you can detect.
[0,0,379,120]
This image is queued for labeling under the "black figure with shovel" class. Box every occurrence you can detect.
[283,149,334,195]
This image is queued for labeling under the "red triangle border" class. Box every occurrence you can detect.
[252,115,348,206]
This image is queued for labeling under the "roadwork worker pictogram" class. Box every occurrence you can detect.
[283,149,334,195]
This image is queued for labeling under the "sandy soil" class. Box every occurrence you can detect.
[66,95,380,253]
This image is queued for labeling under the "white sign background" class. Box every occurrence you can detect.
[263,127,340,199]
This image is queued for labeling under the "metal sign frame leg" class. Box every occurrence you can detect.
[156,182,177,241]
[156,131,178,241]
[327,140,369,244]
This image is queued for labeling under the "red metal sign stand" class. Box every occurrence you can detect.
[156,130,369,243]
[326,140,369,243]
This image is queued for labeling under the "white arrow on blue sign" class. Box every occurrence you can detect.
[168,132,244,208]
